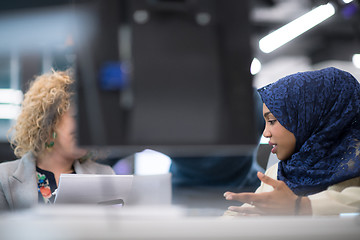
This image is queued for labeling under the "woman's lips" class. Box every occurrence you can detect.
[271,146,277,154]
[269,142,277,154]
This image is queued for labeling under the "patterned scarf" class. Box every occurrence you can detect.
[258,67,360,195]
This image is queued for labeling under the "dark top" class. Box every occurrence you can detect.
[36,167,75,204]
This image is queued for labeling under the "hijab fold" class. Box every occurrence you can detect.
[258,67,360,195]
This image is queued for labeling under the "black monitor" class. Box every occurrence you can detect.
[74,0,257,158]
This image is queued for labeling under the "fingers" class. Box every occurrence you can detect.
[223,191,234,198]
[227,206,242,212]
[228,206,264,215]
[224,192,252,202]
[223,172,287,207]
[224,192,266,206]
[224,172,298,216]
[257,171,279,188]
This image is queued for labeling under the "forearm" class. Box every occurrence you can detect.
[308,187,360,216]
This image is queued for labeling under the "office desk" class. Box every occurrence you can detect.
[0,205,359,240]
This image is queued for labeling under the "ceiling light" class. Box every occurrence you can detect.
[259,3,335,53]
[353,54,360,68]
[250,58,262,75]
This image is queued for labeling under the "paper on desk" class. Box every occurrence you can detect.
[54,174,133,205]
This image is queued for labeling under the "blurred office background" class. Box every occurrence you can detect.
[0,0,359,172]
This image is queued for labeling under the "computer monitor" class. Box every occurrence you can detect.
[74,0,257,158]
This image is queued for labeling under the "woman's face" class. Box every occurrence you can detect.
[53,108,87,160]
[262,103,296,161]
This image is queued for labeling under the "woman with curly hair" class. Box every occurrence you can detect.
[0,70,114,211]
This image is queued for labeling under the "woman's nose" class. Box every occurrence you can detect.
[263,126,271,138]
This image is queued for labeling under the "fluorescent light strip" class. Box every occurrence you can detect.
[0,104,21,119]
[0,89,23,105]
[259,3,335,53]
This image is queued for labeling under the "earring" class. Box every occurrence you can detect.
[45,132,57,149]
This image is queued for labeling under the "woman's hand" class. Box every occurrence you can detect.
[224,172,312,215]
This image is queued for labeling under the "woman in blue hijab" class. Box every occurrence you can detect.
[224,67,360,216]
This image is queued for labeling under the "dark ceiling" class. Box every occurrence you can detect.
[251,0,360,65]
[0,0,359,65]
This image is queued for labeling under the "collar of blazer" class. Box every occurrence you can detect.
[12,152,36,183]
[8,152,38,209]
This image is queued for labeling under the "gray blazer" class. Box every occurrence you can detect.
[0,152,115,211]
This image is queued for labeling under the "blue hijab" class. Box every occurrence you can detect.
[258,67,360,196]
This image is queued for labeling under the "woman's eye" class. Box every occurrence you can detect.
[268,120,277,125]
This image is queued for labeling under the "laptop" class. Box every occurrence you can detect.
[54,173,172,206]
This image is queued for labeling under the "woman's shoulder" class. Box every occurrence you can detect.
[75,159,115,175]
[0,159,22,170]
[88,160,114,173]
[0,159,21,178]
[0,153,36,183]
[328,176,360,192]
[264,162,278,178]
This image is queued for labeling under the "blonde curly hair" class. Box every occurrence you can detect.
[10,70,74,158]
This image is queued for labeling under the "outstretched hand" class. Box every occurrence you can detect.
[224,172,311,215]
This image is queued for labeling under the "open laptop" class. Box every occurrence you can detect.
[54,173,172,207]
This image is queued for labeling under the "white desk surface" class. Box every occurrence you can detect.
[0,205,359,240]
